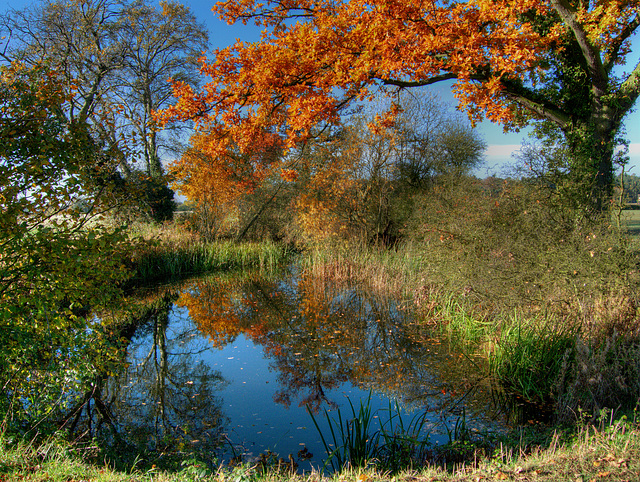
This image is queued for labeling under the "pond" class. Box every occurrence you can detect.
[99,265,510,471]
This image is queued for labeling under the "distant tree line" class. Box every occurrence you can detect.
[621,173,640,205]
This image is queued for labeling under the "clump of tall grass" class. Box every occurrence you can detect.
[554,335,640,423]
[130,239,293,284]
[300,245,422,299]
[309,394,380,473]
[376,401,432,473]
[308,395,452,474]
[487,315,578,407]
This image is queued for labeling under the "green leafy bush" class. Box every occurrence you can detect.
[0,63,135,436]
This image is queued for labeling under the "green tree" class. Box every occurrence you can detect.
[1,0,208,219]
[0,62,133,434]
[115,0,208,178]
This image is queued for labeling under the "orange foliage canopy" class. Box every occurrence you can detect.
[168,127,284,214]
[157,0,640,201]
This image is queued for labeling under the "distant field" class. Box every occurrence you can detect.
[619,208,640,236]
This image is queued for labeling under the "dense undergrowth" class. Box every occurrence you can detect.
[297,179,640,423]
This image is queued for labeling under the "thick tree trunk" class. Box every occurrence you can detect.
[567,102,621,214]
[565,122,616,214]
[591,130,616,213]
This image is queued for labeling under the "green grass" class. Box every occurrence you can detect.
[2,411,640,481]
[617,209,640,236]
[487,315,578,406]
[130,239,294,284]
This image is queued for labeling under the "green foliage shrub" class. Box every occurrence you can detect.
[142,177,176,223]
[399,176,640,418]
[113,172,176,223]
[406,177,639,321]
[0,63,138,437]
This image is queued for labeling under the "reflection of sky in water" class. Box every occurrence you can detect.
[118,272,509,472]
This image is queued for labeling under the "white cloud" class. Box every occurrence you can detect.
[484,144,522,159]
[486,143,640,160]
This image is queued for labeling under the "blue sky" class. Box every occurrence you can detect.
[3,0,639,174]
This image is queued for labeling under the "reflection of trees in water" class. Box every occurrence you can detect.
[100,298,228,455]
[183,270,494,420]
[175,275,246,348]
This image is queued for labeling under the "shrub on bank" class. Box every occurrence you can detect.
[302,177,640,421]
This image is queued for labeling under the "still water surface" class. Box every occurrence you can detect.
[104,266,508,470]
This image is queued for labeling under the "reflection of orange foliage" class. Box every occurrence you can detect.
[172,271,485,412]
[245,320,285,357]
[176,279,246,348]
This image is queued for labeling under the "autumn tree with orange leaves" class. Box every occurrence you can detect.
[291,93,485,246]
[158,0,640,214]
[169,129,285,239]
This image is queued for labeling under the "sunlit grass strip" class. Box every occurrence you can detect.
[131,240,293,283]
[2,412,640,481]
[428,294,495,346]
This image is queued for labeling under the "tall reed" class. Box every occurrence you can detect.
[308,394,380,473]
[131,240,293,284]
[376,400,432,473]
[308,395,437,474]
[487,315,577,406]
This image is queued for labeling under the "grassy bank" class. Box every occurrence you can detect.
[126,222,294,284]
[1,412,639,481]
[297,233,640,422]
